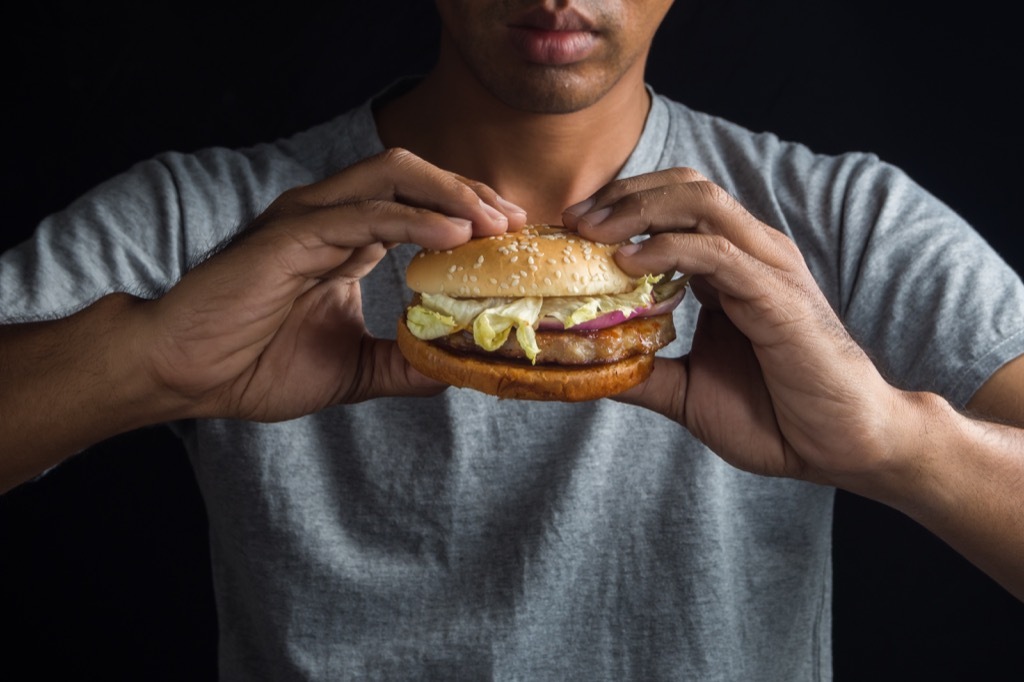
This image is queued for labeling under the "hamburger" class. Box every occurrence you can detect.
[396,224,688,401]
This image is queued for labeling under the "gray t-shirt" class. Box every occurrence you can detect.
[3,87,1023,681]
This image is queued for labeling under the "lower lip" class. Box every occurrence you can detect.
[507,27,598,65]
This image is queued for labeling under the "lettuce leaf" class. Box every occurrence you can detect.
[404,274,684,363]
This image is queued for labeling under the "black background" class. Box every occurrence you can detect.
[2,2,1022,679]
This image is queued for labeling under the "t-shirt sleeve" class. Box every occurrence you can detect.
[2,157,194,323]
[0,148,280,324]
[660,99,1024,409]
[796,152,1024,408]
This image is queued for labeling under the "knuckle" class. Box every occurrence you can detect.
[777,232,804,259]
[454,174,491,196]
[666,166,707,184]
[379,146,417,167]
[709,233,741,263]
[694,180,734,209]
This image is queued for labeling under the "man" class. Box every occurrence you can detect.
[2,1,1023,679]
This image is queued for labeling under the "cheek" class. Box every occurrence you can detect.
[621,0,674,45]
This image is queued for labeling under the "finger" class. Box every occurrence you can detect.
[452,173,529,232]
[563,167,710,228]
[615,232,834,351]
[614,232,779,307]
[611,356,688,424]
[253,199,484,280]
[344,338,450,402]
[567,172,798,272]
[301,148,522,237]
[687,276,725,311]
[320,242,390,281]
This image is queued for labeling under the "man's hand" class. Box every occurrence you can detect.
[563,168,908,488]
[146,148,526,422]
[565,167,1024,601]
[0,149,526,490]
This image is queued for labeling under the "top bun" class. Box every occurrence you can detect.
[406,224,637,298]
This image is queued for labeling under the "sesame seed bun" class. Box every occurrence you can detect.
[406,224,636,298]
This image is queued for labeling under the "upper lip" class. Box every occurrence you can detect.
[507,6,598,32]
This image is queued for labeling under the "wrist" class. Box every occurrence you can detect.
[0,293,197,491]
[835,388,962,515]
[126,295,210,424]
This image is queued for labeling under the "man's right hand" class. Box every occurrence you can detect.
[0,149,524,490]
[146,148,525,421]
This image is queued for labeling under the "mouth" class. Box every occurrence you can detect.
[506,7,600,65]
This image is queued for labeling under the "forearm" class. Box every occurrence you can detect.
[0,293,186,492]
[857,392,1024,601]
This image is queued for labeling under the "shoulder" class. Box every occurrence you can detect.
[152,100,384,207]
[653,91,885,196]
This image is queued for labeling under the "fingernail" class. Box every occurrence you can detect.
[446,216,472,229]
[581,206,612,227]
[479,199,509,225]
[617,242,642,256]
[495,195,527,216]
[565,196,596,217]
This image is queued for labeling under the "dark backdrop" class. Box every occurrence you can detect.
[2,2,1022,680]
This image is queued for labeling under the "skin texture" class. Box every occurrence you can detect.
[2,0,1024,601]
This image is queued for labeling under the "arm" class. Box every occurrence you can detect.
[0,149,525,493]
[899,355,1024,599]
[0,293,184,491]
[563,168,1024,601]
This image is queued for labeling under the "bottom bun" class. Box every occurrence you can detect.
[396,318,654,402]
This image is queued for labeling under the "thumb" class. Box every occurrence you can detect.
[611,356,689,424]
[363,339,450,399]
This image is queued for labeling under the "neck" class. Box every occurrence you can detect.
[376,51,651,224]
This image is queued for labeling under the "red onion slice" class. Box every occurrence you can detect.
[536,287,687,331]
